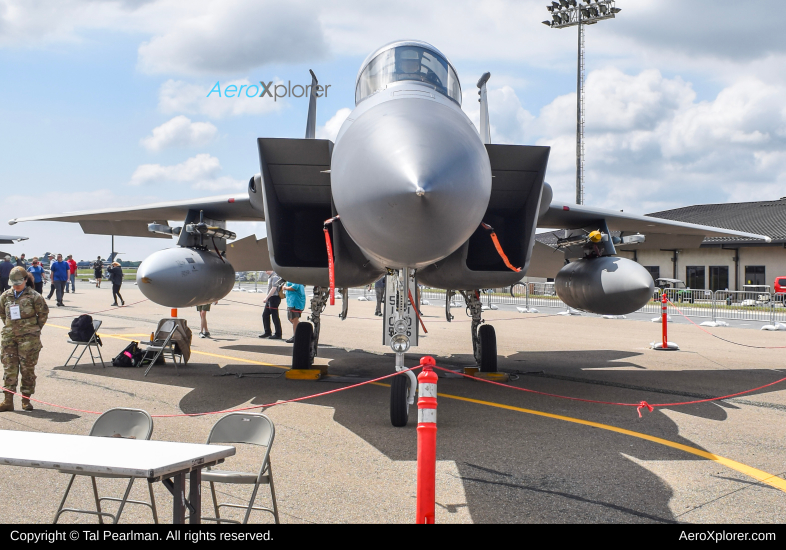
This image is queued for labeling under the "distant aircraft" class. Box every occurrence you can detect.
[0,235,28,261]
[11,40,770,426]
[76,252,122,269]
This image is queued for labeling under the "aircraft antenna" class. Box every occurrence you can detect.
[305,69,318,139]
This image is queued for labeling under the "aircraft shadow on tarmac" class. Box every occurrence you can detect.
[53,346,786,523]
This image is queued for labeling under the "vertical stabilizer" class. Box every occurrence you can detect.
[305,69,318,139]
[477,72,491,144]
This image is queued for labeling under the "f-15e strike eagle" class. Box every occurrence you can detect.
[11,40,769,426]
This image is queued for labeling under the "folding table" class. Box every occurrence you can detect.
[0,430,235,524]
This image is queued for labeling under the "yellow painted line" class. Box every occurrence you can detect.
[48,323,288,370]
[48,323,786,492]
[373,381,786,493]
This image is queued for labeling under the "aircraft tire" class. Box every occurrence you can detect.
[390,374,410,427]
[292,322,314,369]
[478,324,497,372]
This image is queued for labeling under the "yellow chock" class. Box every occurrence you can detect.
[474,372,510,382]
[463,367,479,378]
[285,369,322,380]
[313,365,329,375]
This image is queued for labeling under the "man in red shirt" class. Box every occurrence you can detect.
[65,255,77,293]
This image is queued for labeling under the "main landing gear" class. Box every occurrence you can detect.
[460,290,497,373]
[291,286,329,370]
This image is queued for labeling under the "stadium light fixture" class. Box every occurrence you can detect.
[543,0,621,205]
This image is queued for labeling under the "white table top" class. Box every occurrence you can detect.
[0,430,235,479]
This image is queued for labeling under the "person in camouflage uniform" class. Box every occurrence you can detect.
[0,266,48,411]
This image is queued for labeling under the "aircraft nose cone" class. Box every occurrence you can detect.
[331,99,491,268]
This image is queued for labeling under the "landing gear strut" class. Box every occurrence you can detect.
[292,286,329,369]
[388,269,418,427]
[461,290,497,372]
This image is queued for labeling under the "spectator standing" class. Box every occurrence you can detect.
[27,259,44,295]
[0,256,12,292]
[259,271,283,340]
[0,267,49,412]
[282,282,306,343]
[15,254,27,268]
[49,254,69,307]
[196,304,211,338]
[374,275,386,316]
[107,262,124,306]
[65,255,77,293]
[92,256,103,288]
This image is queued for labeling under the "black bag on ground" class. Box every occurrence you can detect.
[69,314,95,342]
[112,341,141,368]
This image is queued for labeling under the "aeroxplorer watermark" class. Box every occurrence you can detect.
[207,81,330,101]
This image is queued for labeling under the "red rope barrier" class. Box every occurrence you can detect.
[1,366,418,418]
[431,366,786,418]
[46,299,149,319]
[667,298,786,349]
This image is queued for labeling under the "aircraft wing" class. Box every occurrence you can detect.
[8,194,261,239]
[538,203,772,244]
[0,235,28,244]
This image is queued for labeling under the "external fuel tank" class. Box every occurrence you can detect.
[136,248,235,308]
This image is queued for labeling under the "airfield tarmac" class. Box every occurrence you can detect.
[0,282,784,524]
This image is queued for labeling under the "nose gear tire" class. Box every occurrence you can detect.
[390,373,410,427]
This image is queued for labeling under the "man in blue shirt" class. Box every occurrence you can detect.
[27,259,45,295]
[49,254,70,307]
[282,282,306,343]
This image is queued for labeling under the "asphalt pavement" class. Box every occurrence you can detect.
[0,281,784,523]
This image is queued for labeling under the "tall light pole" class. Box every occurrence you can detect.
[543,0,621,205]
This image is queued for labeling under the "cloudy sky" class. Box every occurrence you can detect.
[1,0,785,261]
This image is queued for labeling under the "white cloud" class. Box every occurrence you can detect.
[129,153,244,190]
[477,68,786,212]
[316,107,351,141]
[140,115,217,151]
[136,0,326,75]
[159,79,284,118]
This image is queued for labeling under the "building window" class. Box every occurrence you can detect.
[709,266,729,291]
[745,265,766,286]
[686,266,705,289]
[644,266,660,281]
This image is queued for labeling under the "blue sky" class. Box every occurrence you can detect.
[2,0,786,261]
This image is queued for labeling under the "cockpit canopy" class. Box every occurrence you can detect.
[355,43,462,106]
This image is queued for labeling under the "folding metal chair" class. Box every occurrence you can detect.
[138,320,184,376]
[53,408,158,524]
[64,319,105,368]
[191,413,279,524]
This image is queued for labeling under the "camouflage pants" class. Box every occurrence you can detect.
[1,333,41,395]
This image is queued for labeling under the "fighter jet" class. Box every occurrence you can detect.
[10,40,770,426]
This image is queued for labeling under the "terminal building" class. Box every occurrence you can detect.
[535,197,786,292]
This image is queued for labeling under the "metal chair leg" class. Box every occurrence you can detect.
[242,483,261,525]
[147,481,159,524]
[97,345,105,368]
[112,478,135,524]
[88,345,96,366]
[210,482,221,524]
[268,462,280,524]
[91,476,104,525]
[72,344,90,369]
[63,346,78,368]
[53,474,76,524]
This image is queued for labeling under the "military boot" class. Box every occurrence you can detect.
[0,392,14,412]
[21,395,33,411]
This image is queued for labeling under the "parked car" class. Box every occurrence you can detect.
[774,277,786,294]
[654,278,694,303]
